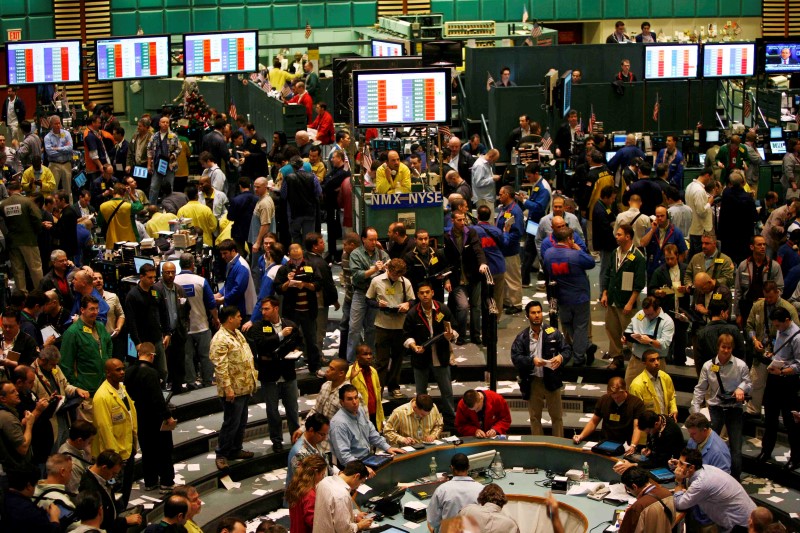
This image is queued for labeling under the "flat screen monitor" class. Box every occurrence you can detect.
[771,140,786,155]
[702,43,755,78]
[421,40,463,68]
[561,70,572,117]
[762,41,800,74]
[372,39,405,57]
[757,147,766,159]
[605,151,617,162]
[613,134,627,147]
[644,44,699,80]
[133,256,155,274]
[353,68,451,127]
[705,130,720,143]
[466,449,496,473]
[95,35,171,81]
[7,39,82,86]
[771,126,784,139]
[127,335,137,358]
[699,154,706,165]
[183,30,258,76]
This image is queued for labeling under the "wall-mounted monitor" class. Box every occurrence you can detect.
[95,35,171,82]
[560,70,572,118]
[771,126,784,139]
[353,68,451,127]
[183,30,258,76]
[771,140,787,155]
[7,39,82,86]
[702,43,755,78]
[371,39,405,57]
[705,130,720,143]
[421,40,463,68]
[644,44,699,80]
[761,40,800,74]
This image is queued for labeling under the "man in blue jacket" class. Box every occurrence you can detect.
[655,134,685,190]
[471,206,506,341]
[543,226,596,366]
[215,239,257,320]
[496,185,525,314]
[520,163,551,287]
[511,300,571,436]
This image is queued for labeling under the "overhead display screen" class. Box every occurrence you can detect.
[763,42,800,73]
[183,30,257,76]
[96,35,170,81]
[644,44,699,80]
[702,43,755,78]
[372,39,405,57]
[7,39,82,85]
[353,68,451,127]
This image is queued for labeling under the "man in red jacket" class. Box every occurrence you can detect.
[309,102,334,148]
[288,81,313,123]
[455,389,511,438]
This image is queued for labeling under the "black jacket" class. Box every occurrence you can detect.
[229,192,259,244]
[1,97,26,123]
[403,246,449,301]
[443,226,487,285]
[284,169,319,218]
[592,200,618,252]
[79,470,128,533]
[640,416,685,469]
[246,317,303,382]
[388,236,415,260]
[402,301,455,368]
[153,281,189,341]
[124,359,171,427]
[1,491,59,533]
[202,130,231,167]
[648,262,690,314]
[274,260,322,319]
[304,251,339,307]
[53,203,80,257]
[125,283,170,345]
[554,123,574,160]
[511,324,572,394]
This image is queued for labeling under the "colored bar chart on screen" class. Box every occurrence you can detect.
[183,31,257,76]
[96,35,169,81]
[354,69,450,127]
[644,44,698,80]
[6,40,82,85]
[702,43,755,78]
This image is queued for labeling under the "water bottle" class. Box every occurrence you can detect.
[429,457,437,479]
[491,452,504,477]
[582,461,590,480]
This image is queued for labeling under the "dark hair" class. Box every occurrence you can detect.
[707,298,729,318]
[683,413,711,430]
[621,466,651,490]
[339,383,358,401]
[463,389,481,408]
[415,394,434,412]
[261,296,280,309]
[218,239,238,253]
[230,130,243,141]
[309,145,321,156]
[80,295,100,309]
[525,162,540,175]
[680,448,703,469]
[185,184,198,201]
[6,464,40,490]
[73,490,103,520]
[304,232,323,251]
[637,410,660,429]
[665,186,681,201]
[615,20,625,28]
[770,306,791,323]
[451,453,470,472]
[342,460,369,478]
[24,289,49,309]
[638,160,653,176]
[525,300,543,315]
[95,449,123,468]
[589,149,605,164]
[219,305,240,323]
[20,121,32,135]
[553,226,572,243]
[641,296,660,311]
[501,66,511,75]
[416,281,434,293]
[477,483,508,507]
[656,163,668,179]
[138,263,156,277]
[199,151,216,164]
[360,226,377,239]
[641,21,651,30]
[335,130,350,143]
[600,185,616,199]
[69,419,98,441]
[317,101,327,110]
[617,223,634,239]
[113,126,125,137]
[477,205,492,222]
[163,494,189,519]
[217,517,246,533]
[214,117,227,131]
[306,412,330,432]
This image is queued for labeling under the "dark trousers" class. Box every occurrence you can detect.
[216,394,250,459]
[670,320,689,366]
[709,405,743,480]
[762,374,800,460]
[325,206,342,262]
[262,379,300,445]
[287,310,320,372]
[338,298,351,360]
[449,281,481,340]
[375,327,406,393]
[138,423,174,487]
[167,333,186,391]
[521,234,538,285]
[113,438,136,510]
[689,234,702,259]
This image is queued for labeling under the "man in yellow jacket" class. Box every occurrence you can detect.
[92,357,138,507]
[177,184,218,245]
[21,155,57,195]
[99,183,143,244]
[346,344,385,431]
[629,349,677,443]
[375,150,411,194]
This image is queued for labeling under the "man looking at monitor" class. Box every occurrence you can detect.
[573,377,644,455]
[426,453,484,532]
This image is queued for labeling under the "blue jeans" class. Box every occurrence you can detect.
[184,330,214,386]
[263,380,300,444]
[559,302,590,363]
[414,366,455,426]
[149,169,175,205]
[347,291,377,362]
[448,282,481,339]
[709,405,743,480]
[216,394,250,459]
[289,215,316,244]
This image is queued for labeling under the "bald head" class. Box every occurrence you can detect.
[626,134,636,146]
[693,272,713,293]
[445,170,461,185]
[551,215,567,231]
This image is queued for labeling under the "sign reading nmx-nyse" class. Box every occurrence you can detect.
[369,191,443,210]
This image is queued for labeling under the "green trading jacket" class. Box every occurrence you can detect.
[59,318,113,395]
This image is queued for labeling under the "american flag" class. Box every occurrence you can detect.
[52,89,64,103]
[575,120,582,137]
[541,132,553,151]
[652,93,661,122]
[439,125,452,140]
[531,21,543,38]
[228,99,237,120]
[486,70,495,91]
[305,21,312,40]
[588,104,596,134]
[361,145,372,176]
[522,6,529,23]
[249,72,260,83]
[743,91,752,118]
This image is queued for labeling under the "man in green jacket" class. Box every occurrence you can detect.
[715,134,748,184]
[0,180,43,292]
[601,224,647,371]
[60,295,113,396]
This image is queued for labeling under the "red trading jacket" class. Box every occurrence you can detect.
[455,389,512,437]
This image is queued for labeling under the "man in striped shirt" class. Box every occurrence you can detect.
[292,358,349,453]
[383,394,443,447]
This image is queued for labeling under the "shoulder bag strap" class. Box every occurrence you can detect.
[104,199,126,228]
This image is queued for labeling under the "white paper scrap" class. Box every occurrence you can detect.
[767,496,784,503]
[129,498,146,505]
[140,495,161,502]
[508,436,522,441]
[253,489,269,496]
[402,446,416,452]
[143,503,154,510]
[356,484,372,494]
[564,385,577,391]
[173,464,186,470]
[220,475,241,489]
[198,428,215,435]
[403,521,423,530]
[187,464,200,471]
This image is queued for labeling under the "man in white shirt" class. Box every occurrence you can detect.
[685,166,716,257]
[44,116,74,200]
[2,86,25,142]
[200,151,226,192]
[313,460,374,533]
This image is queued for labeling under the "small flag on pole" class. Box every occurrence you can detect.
[652,93,661,122]
[588,105,596,134]
[486,71,495,91]
[541,132,553,151]
[361,145,372,176]
[228,99,237,120]
[305,21,312,39]
[531,20,543,38]
[522,6,529,23]
[439,125,452,140]
[743,91,752,118]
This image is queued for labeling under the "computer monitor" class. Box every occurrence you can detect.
[705,130,720,143]
[771,126,784,139]
[771,140,786,155]
[466,449,496,474]
[699,154,706,165]
[133,256,155,274]
[612,134,627,147]
[605,151,617,162]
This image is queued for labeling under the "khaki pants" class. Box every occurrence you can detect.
[10,245,43,292]
[491,272,505,319]
[746,361,768,415]
[605,306,633,357]
[529,377,564,437]
[504,254,522,308]
[476,199,495,219]
[50,161,73,201]
[625,355,646,390]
